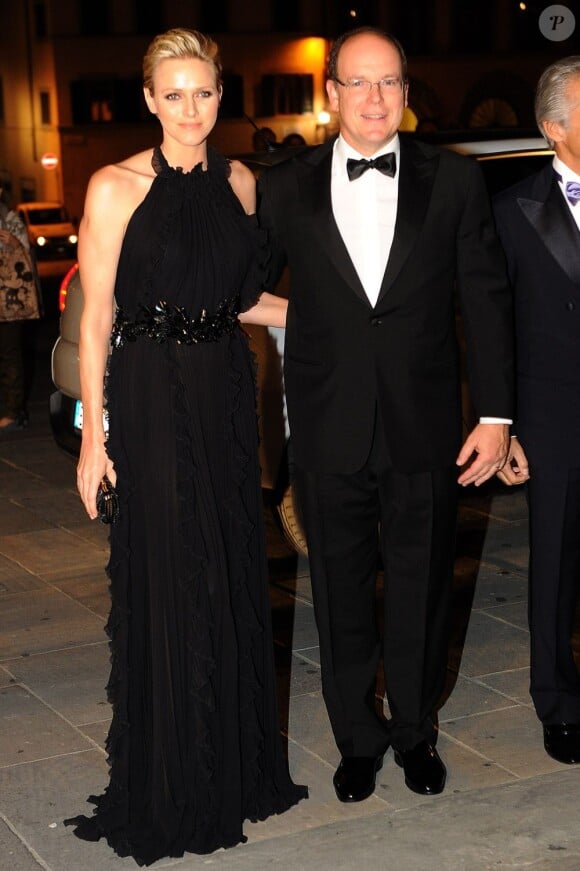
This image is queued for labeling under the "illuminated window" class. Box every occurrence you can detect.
[71,78,151,124]
[260,75,314,115]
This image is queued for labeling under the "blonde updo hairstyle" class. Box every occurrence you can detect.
[143,28,223,93]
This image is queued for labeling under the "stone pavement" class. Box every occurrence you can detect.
[1,321,579,870]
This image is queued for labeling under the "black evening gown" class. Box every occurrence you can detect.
[65,146,307,865]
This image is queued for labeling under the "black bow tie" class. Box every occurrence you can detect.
[346,152,396,181]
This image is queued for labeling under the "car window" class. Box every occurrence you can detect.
[477,153,553,196]
[26,207,69,224]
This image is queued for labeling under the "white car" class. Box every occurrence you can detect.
[17,201,78,279]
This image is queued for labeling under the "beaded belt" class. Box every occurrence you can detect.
[111,295,240,350]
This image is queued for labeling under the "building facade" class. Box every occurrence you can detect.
[0,0,575,219]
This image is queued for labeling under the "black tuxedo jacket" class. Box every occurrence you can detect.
[494,164,580,469]
[259,135,514,474]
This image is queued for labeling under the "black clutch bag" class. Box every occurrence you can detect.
[96,476,119,525]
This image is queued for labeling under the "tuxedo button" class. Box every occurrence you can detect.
[370,316,382,326]
[566,301,576,311]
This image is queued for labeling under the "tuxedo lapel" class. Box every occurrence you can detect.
[517,167,580,287]
[297,140,369,306]
[376,138,438,305]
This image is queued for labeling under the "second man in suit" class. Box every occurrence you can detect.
[259,27,515,801]
[494,56,580,765]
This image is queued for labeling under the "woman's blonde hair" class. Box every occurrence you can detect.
[143,28,222,93]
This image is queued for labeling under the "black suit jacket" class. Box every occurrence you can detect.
[494,164,580,469]
[259,135,514,474]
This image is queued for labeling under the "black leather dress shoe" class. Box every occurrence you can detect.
[333,754,384,802]
[394,741,446,795]
[544,724,580,764]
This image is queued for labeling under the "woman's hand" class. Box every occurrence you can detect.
[239,292,288,328]
[77,436,116,519]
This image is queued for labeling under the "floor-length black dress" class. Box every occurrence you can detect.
[65,146,307,865]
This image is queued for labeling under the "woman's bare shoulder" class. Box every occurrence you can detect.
[86,150,157,216]
[228,159,256,215]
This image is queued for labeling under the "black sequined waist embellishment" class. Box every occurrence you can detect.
[111,295,241,349]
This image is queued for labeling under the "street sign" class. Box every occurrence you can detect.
[41,152,59,170]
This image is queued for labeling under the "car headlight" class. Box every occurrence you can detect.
[36,236,47,246]
[68,234,78,245]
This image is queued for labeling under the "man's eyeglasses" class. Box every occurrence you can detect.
[334,77,405,94]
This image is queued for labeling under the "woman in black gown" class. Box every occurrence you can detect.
[68,28,307,865]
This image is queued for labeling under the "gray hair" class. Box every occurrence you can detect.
[535,55,580,147]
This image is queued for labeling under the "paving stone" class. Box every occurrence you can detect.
[0,498,52,535]
[0,528,107,580]
[442,705,562,778]
[453,610,529,677]
[270,589,319,651]
[0,685,91,767]
[294,646,320,667]
[181,770,580,870]
[11,485,87,528]
[78,719,110,750]
[480,599,529,631]
[0,751,129,871]
[438,674,519,722]
[0,588,106,660]
[478,667,533,708]
[60,520,111,550]
[3,644,110,727]
[48,568,110,619]
[375,732,517,811]
[287,691,339,767]
[0,553,46,595]
[0,817,45,870]
[455,557,528,610]
[272,571,313,602]
[0,665,15,688]
[246,742,391,845]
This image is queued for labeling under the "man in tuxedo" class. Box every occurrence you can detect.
[494,56,580,765]
[259,27,514,800]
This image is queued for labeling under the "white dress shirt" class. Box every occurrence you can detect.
[330,134,510,427]
[554,155,580,230]
[331,134,400,308]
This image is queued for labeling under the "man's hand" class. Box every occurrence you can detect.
[496,436,530,486]
[456,422,510,487]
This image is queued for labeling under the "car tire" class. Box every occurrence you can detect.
[276,483,308,557]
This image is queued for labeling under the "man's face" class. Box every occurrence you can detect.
[545,75,580,175]
[326,33,408,156]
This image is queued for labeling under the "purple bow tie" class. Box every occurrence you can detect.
[565,180,580,205]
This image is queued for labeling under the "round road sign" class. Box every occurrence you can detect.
[41,152,59,170]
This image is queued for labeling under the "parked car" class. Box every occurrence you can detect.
[49,136,553,554]
[17,201,78,279]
